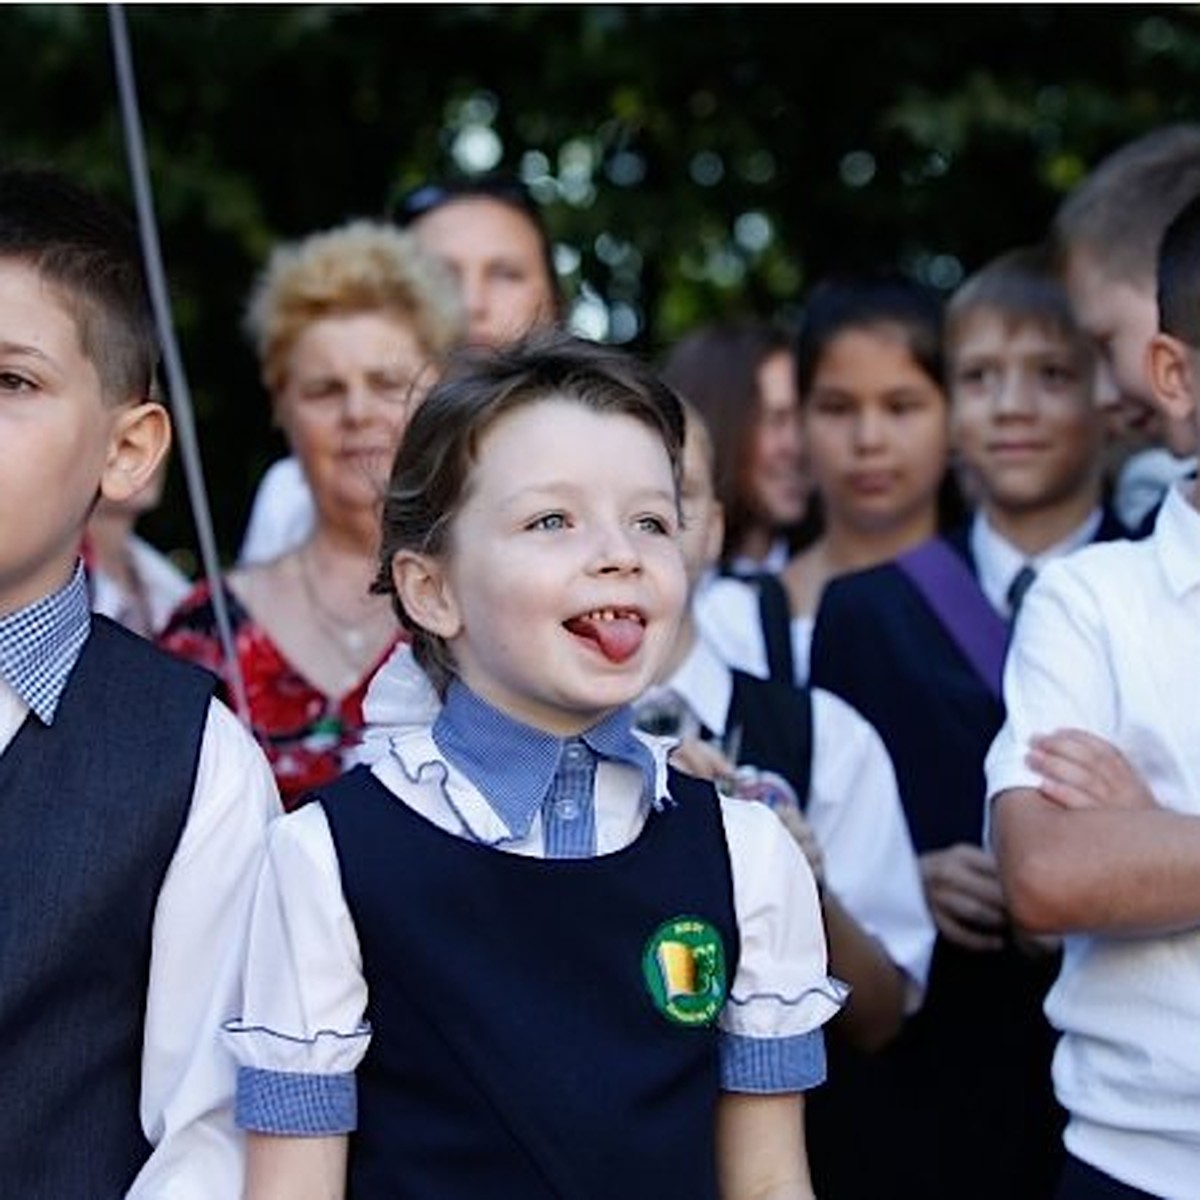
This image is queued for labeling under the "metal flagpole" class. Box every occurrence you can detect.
[105,3,251,725]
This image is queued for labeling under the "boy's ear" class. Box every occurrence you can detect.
[391,550,462,639]
[1146,333,1198,425]
[99,401,172,504]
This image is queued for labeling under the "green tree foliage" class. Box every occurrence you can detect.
[2,3,1198,557]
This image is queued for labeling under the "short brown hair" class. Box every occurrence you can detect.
[374,331,684,692]
[243,219,463,394]
[0,166,158,405]
[946,244,1092,365]
[1158,191,1200,347]
[1052,123,1200,289]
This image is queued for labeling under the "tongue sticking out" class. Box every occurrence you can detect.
[564,612,644,664]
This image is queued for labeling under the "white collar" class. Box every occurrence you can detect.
[970,507,1103,616]
[727,537,790,577]
[1154,482,1200,598]
[663,632,735,740]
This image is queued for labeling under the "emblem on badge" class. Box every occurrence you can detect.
[642,915,727,1026]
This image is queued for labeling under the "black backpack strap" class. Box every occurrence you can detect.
[753,571,796,685]
[789,681,814,813]
[727,669,814,812]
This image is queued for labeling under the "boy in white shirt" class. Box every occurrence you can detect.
[1052,123,1200,529]
[988,191,1200,1199]
[646,403,934,1053]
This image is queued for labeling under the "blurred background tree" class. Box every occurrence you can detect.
[3,2,1198,559]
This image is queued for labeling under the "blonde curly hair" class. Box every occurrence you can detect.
[244,219,463,394]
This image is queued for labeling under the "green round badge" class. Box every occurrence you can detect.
[642,915,728,1027]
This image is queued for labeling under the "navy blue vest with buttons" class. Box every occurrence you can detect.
[0,616,214,1199]
[320,762,740,1200]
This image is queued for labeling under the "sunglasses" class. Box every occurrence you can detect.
[389,175,542,228]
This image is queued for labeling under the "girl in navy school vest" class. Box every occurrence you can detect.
[227,334,843,1200]
[776,272,963,681]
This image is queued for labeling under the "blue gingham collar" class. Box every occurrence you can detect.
[433,680,660,841]
[0,563,91,724]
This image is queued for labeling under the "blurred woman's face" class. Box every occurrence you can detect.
[803,326,948,536]
[744,348,807,534]
[274,311,431,520]
[411,197,557,347]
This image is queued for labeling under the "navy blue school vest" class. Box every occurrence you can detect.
[320,763,740,1200]
[0,616,213,1199]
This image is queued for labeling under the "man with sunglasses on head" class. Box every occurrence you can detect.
[393,174,563,348]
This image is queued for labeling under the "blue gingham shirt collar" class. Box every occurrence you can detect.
[0,562,91,725]
[433,680,659,841]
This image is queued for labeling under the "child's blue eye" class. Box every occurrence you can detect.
[527,512,568,531]
[636,514,673,535]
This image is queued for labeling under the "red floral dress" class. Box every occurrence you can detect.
[159,580,400,809]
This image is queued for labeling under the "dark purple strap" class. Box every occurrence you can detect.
[896,538,1007,700]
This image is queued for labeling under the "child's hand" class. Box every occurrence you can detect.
[920,844,1007,952]
[669,737,738,787]
[1027,729,1156,812]
[773,807,826,889]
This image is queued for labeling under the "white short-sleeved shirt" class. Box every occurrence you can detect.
[985,485,1200,1198]
[228,684,846,1134]
[665,635,934,1006]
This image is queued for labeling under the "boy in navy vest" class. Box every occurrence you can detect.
[807,245,1124,1199]
[0,167,279,1197]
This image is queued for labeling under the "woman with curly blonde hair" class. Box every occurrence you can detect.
[161,220,462,805]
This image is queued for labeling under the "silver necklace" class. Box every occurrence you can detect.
[297,546,384,665]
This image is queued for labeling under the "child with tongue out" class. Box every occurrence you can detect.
[227,333,843,1200]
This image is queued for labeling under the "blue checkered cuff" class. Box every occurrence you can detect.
[235,1066,357,1135]
[719,1028,827,1093]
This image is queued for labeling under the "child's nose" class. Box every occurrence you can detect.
[592,524,641,573]
[853,407,886,449]
[993,370,1038,416]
